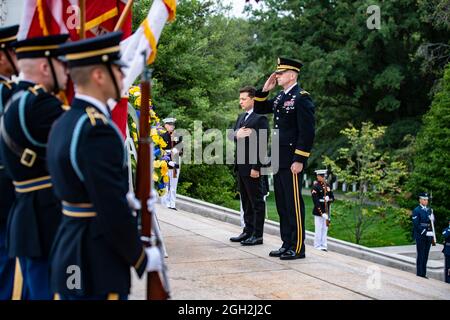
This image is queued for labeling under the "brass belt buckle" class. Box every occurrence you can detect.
[20,148,37,167]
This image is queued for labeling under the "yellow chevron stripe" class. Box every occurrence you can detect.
[13,175,51,186]
[254,96,268,102]
[14,183,52,193]
[295,149,310,157]
[62,210,97,218]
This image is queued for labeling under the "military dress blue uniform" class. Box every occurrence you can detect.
[0,24,21,300]
[0,34,69,300]
[47,32,147,300]
[442,220,450,283]
[412,194,434,278]
[254,58,315,259]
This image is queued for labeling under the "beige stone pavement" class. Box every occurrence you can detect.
[129,204,450,300]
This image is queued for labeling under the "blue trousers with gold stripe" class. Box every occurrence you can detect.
[19,257,52,300]
[0,224,15,300]
[273,169,305,255]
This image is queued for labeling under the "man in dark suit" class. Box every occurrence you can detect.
[229,86,269,246]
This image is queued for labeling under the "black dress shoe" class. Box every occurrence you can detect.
[230,232,251,242]
[269,247,288,257]
[241,236,263,246]
[280,249,306,260]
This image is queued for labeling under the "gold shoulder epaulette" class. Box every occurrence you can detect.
[29,85,46,96]
[0,80,12,90]
[300,90,310,96]
[85,106,108,126]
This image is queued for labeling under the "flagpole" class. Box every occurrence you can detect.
[114,0,134,31]
[79,0,86,39]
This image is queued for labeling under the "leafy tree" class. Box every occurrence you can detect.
[324,122,408,244]
[246,0,449,170]
[406,64,450,238]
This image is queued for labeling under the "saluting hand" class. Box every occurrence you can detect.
[291,162,303,175]
[262,73,277,92]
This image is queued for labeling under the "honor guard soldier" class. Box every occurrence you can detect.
[254,57,315,260]
[412,192,435,278]
[311,169,334,251]
[442,218,450,283]
[0,34,69,300]
[161,117,182,210]
[0,24,20,300]
[47,32,161,300]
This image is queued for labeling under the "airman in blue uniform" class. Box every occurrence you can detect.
[411,192,435,278]
[47,32,161,300]
[254,57,315,260]
[442,218,450,283]
[0,34,69,299]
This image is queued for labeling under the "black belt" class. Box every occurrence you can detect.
[0,118,44,167]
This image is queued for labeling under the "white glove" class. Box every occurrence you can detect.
[126,191,141,210]
[168,161,176,167]
[324,196,330,202]
[145,247,162,272]
[429,213,435,222]
[322,214,329,220]
[426,231,434,237]
[172,147,179,155]
[146,190,159,213]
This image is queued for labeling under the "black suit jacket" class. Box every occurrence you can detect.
[231,110,269,176]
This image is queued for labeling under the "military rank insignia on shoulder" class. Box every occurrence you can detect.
[85,106,108,126]
[300,90,310,96]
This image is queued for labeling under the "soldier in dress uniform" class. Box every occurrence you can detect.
[47,32,161,300]
[0,34,69,300]
[0,24,20,300]
[254,57,315,260]
[160,117,182,210]
[442,218,450,283]
[411,192,435,278]
[311,169,334,251]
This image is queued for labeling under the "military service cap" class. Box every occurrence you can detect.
[419,192,429,200]
[276,57,304,73]
[12,34,69,59]
[58,32,126,68]
[0,24,19,49]
[314,169,328,176]
[163,117,176,124]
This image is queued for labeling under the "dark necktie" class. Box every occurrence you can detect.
[240,113,248,127]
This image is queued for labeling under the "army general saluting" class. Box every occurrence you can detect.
[254,58,315,260]
[47,32,161,300]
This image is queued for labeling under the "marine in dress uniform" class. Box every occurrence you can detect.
[254,57,315,259]
[47,32,161,300]
[0,34,69,300]
[442,218,450,283]
[0,24,21,300]
[411,193,435,278]
[160,117,182,210]
[311,169,334,251]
